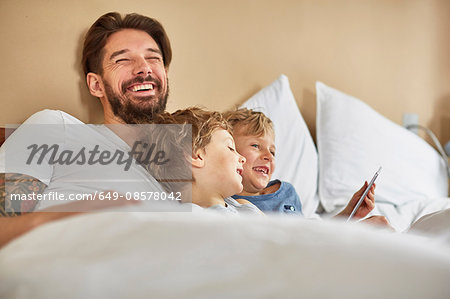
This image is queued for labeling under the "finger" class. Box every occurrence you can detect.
[364,191,375,204]
[364,197,375,209]
[356,181,368,195]
[364,192,372,202]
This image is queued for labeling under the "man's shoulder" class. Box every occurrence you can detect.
[23,110,84,125]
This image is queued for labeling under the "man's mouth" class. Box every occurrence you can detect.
[236,169,243,176]
[129,83,155,92]
[252,166,269,175]
[123,75,161,95]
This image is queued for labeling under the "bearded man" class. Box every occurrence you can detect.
[0,12,173,247]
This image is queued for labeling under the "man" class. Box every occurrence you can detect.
[0,12,173,247]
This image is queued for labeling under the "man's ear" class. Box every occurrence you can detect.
[191,150,205,168]
[86,73,105,98]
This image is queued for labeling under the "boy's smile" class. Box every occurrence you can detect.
[253,166,269,175]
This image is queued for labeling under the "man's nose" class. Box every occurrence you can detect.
[134,58,152,76]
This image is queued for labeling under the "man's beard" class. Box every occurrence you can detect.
[103,76,169,124]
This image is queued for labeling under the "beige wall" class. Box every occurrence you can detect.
[1,0,449,144]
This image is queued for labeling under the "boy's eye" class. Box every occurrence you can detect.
[228,146,236,152]
[251,144,259,148]
[270,151,276,157]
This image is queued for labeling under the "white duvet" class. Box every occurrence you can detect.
[0,208,449,299]
[370,197,450,233]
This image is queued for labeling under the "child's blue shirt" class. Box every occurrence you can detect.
[232,180,302,215]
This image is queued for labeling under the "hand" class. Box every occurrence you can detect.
[361,215,394,230]
[338,181,376,219]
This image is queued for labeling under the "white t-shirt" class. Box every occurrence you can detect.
[0,110,172,211]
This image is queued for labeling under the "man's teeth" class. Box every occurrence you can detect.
[131,84,153,92]
[253,167,268,174]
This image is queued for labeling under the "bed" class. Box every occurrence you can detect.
[0,76,449,298]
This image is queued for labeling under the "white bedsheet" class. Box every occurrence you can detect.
[0,210,449,298]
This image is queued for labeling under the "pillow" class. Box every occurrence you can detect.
[240,75,319,218]
[316,81,449,212]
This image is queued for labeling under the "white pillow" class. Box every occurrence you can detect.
[240,75,319,218]
[316,81,449,212]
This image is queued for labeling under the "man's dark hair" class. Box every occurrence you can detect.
[82,12,172,76]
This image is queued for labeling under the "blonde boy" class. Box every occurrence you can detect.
[225,108,383,221]
[224,108,303,214]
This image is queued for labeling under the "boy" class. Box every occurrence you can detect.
[224,108,379,221]
[140,107,262,215]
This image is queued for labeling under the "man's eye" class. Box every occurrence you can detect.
[146,57,162,62]
[115,59,129,63]
[228,146,236,152]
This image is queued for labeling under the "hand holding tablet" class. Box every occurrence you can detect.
[346,167,382,222]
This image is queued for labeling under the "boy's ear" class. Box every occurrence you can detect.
[86,73,105,98]
[191,150,205,168]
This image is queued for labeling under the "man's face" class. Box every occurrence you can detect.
[100,29,168,123]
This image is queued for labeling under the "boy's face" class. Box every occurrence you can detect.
[233,126,276,195]
[200,129,246,198]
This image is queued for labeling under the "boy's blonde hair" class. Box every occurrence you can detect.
[138,107,231,193]
[223,108,274,137]
[167,107,232,154]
